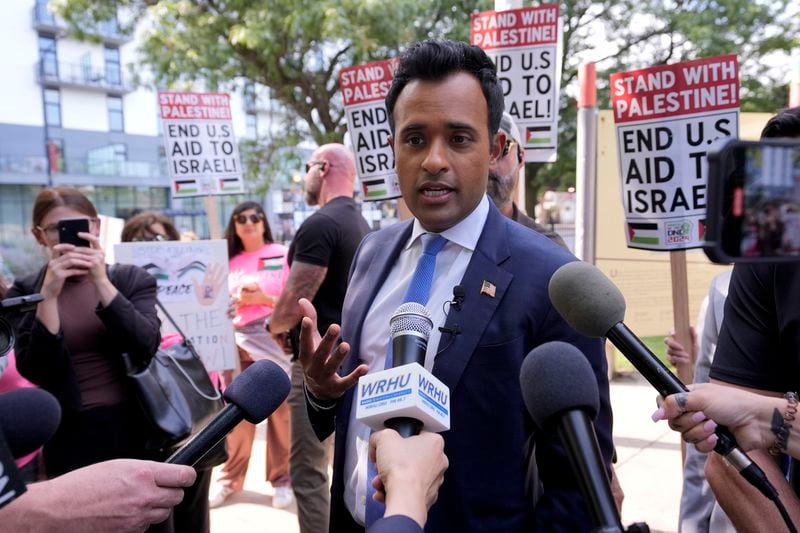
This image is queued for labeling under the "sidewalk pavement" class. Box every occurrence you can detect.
[210,371,684,533]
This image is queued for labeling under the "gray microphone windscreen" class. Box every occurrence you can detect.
[224,360,291,424]
[548,261,626,337]
[520,341,600,427]
[389,302,433,339]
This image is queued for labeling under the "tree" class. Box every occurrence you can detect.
[525,0,800,209]
[56,0,799,211]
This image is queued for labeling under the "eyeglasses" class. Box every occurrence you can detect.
[132,233,166,242]
[36,217,98,239]
[502,140,524,164]
[305,161,327,173]
[235,213,264,225]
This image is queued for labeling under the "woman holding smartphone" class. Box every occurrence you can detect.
[7,187,161,479]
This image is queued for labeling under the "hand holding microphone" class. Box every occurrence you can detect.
[548,261,781,505]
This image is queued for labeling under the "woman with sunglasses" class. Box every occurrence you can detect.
[6,187,162,480]
[209,201,294,509]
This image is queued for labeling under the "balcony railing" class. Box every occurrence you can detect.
[32,4,131,45]
[37,60,132,96]
[0,154,165,180]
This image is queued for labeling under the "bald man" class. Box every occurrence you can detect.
[269,143,371,533]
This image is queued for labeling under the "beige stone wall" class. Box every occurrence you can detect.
[594,110,774,336]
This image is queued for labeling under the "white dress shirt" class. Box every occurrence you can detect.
[343,195,490,524]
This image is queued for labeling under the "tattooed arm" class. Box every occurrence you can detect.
[269,261,327,334]
[655,380,800,531]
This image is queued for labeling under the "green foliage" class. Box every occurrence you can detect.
[54,0,799,208]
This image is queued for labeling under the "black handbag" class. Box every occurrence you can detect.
[126,299,224,452]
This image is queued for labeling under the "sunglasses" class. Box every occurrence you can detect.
[235,213,264,224]
[132,233,166,242]
[305,160,327,173]
[502,140,524,164]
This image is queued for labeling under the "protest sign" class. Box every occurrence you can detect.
[115,240,236,371]
[340,59,399,201]
[471,5,562,163]
[611,55,740,250]
[159,91,244,198]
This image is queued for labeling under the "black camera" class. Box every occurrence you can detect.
[0,294,43,357]
[705,139,800,263]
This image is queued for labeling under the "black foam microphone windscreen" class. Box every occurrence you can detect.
[223,359,291,423]
[548,261,626,338]
[0,388,61,458]
[520,340,599,425]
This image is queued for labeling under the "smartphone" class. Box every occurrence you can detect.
[705,139,800,263]
[58,218,91,247]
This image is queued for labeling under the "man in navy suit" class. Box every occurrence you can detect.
[298,39,613,532]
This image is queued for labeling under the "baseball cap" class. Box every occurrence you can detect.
[499,112,522,145]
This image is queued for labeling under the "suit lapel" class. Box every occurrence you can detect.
[341,221,413,375]
[434,205,513,393]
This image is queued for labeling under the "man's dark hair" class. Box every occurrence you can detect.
[761,107,800,139]
[385,39,504,140]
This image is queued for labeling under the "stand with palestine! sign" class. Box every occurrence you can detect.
[159,91,244,198]
[610,55,740,250]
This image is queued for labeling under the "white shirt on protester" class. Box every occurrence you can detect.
[343,195,490,524]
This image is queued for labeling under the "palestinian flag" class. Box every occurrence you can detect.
[362,178,388,199]
[174,179,198,195]
[628,222,660,245]
[259,256,284,271]
[219,177,242,193]
[525,126,554,148]
[698,219,706,241]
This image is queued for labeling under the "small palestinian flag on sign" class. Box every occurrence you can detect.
[219,177,241,193]
[259,256,284,271]
[362,178,388,199]
[628,222,660,245]
[698,219,706,241]
[525,126,554,148]
[174,179,198,195]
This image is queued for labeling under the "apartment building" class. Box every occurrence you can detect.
[0,0,297,272]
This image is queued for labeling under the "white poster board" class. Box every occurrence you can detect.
[340,59,400,201]
[114,240,236,371]
[158,91,244,199]
[611,55,740,250]
[472,5,562,163]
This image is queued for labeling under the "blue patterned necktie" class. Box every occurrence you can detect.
[364,233,448,527]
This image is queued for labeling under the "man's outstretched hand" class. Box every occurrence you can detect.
[298,298,368,401]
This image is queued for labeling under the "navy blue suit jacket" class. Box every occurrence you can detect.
[368,516,423,533]
[308,203,613,532]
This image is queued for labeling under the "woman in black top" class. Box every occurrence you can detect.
[8,187,160,478]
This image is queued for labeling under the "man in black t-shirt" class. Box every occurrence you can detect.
[704,107,800,530]
[269,143,371,533]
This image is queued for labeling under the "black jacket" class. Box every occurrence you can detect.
[7,264,160,411]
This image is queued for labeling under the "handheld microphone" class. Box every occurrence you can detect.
[548,261,780,503]
[167,360,290,466]
[0,389,61,459]
[355,303,450,437]
[521,341,623,533]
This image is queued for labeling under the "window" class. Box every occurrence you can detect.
[35,0,55,26]
[47,138,64,172]
[246,113,257,137]
[108,96,124,132]
[104,47,121,86]
[38,35,58,79]
[44,89,61,127]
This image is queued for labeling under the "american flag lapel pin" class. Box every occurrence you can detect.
[480,280,496,298]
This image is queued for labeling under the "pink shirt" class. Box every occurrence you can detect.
[228,242,290,327]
